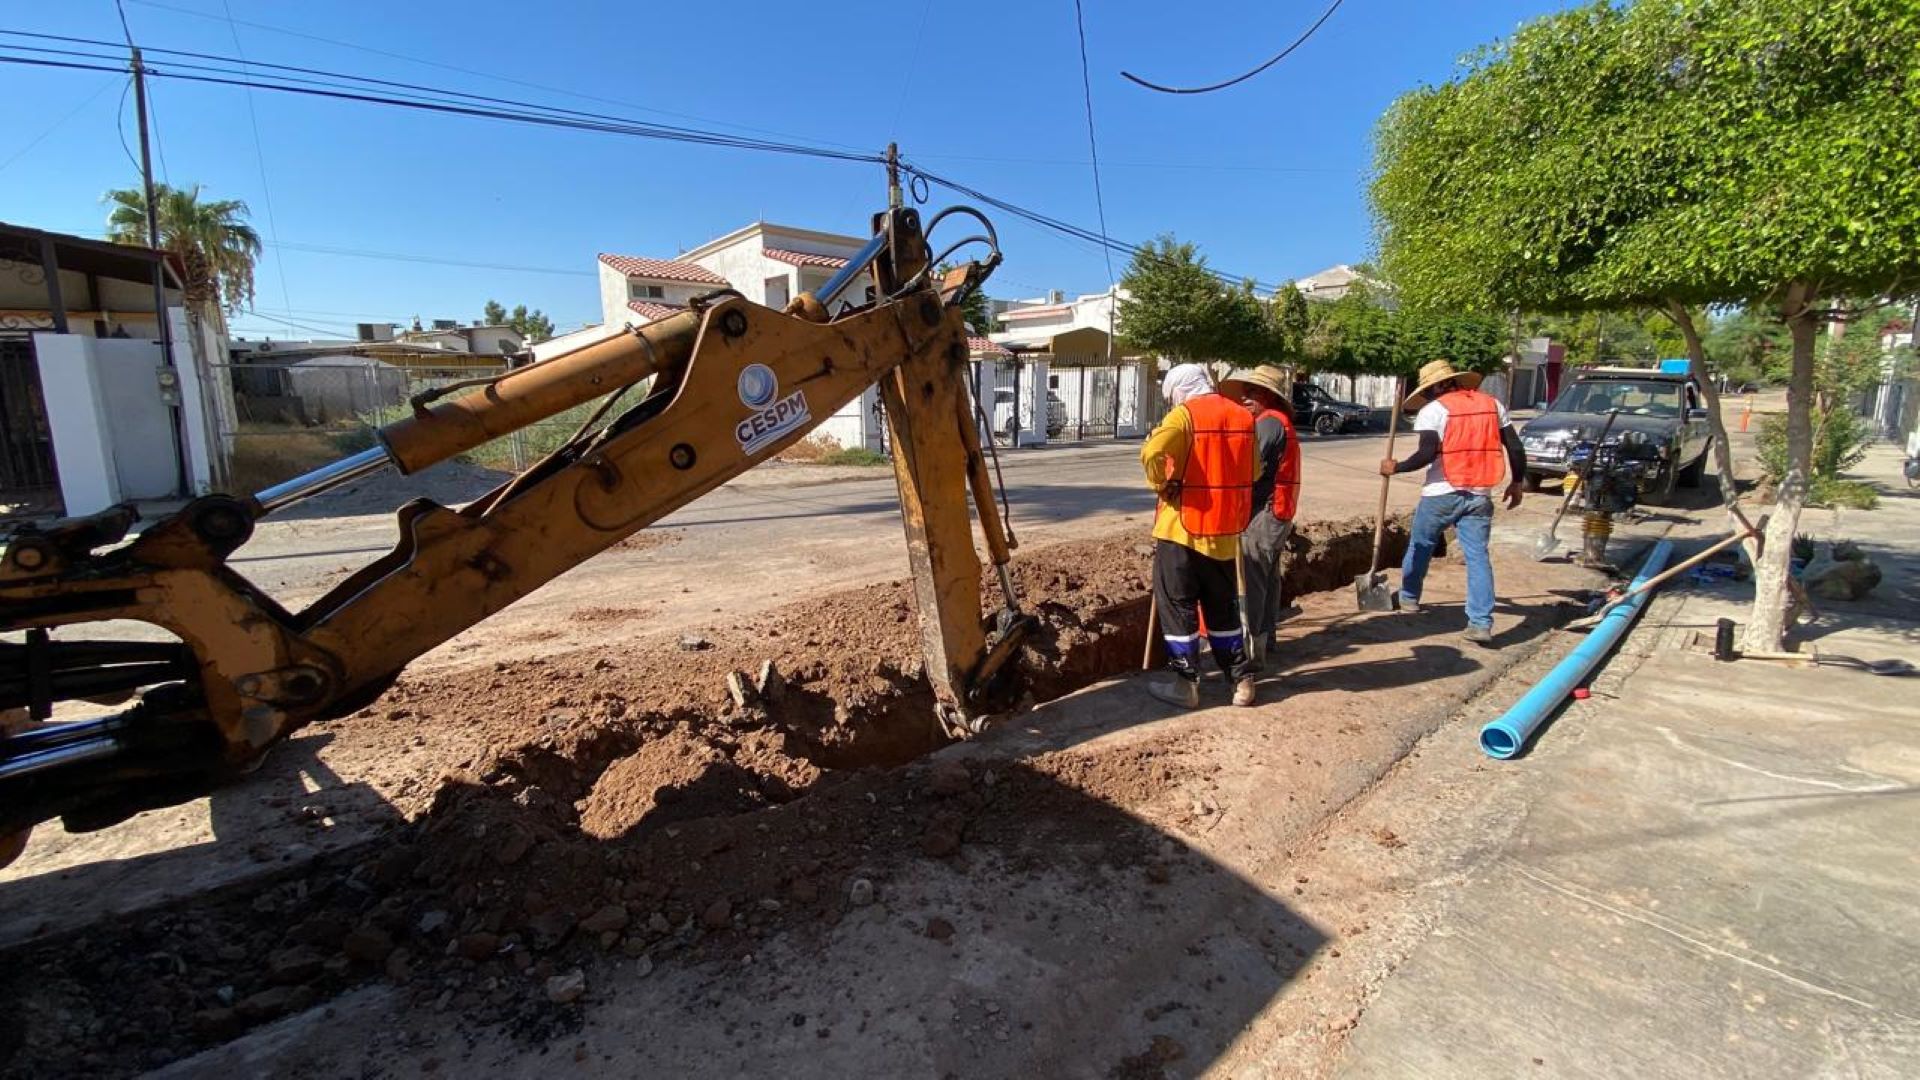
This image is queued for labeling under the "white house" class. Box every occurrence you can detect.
[990,287,1154,442]
[1295,264,1385,302]
[595,222,883,451]
[395,321,527,357]
[0,223,227,518]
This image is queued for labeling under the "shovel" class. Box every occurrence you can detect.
[1354,400,1402,612]
[1533,409,1620,561]
[1564,522,1762,631]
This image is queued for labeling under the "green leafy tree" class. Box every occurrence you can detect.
[1704,309,1789,386]
[934,262,995,334]
[1369,0,1920,652]
[1270,283,1311,362]
[1303,284,1504,376]
[1116,235,1267,362]
[105,183,261,321]
[482,299,555,343]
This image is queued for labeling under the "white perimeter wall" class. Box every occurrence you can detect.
[32,325,217,514]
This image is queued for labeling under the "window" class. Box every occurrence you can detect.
[1048,374,1060,389]
[1552,380,1683,418]
[629,283,664,300]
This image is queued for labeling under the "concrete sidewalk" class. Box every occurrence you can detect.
[1334,449,1920,1079]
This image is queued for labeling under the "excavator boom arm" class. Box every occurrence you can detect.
[0,205,1022,844]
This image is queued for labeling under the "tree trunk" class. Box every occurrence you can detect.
[1743,283,1818,654]
[1666,301,1758,561]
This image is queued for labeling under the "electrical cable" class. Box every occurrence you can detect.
[0,75,118,175]
[1071,0,1121,390]
[1072,0,1117,293]
[123,0,868,152]
[220,0,294,319]
[1121,0,1346,95]
[0,46,888,165]
[2,34,1279,294]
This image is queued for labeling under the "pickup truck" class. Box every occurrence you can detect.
[1518,368,1714,505]
[1290,383,1374,436]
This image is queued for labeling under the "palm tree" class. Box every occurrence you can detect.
[105,184,261,322]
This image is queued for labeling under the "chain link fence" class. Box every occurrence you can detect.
[219,360,608,492]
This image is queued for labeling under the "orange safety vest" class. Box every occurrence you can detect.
[1178,393,1256,537]
[1437,388,1508,489]
[1260,406,1302,521]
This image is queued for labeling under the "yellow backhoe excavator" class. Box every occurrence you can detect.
[0,201,1027,868]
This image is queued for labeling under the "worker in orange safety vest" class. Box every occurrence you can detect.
[1378,359,1527,646]
[1219,365,1301,668]
[1141,362,1259,710]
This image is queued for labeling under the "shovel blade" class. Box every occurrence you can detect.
[1354,571,1398,612]
[1532,533,1563,561]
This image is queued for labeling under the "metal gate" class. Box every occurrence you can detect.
[989,362,1024,446]
[1077,365,1119,439]
[0,338,61,519]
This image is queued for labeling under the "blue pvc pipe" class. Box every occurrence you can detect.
[1480,540,1675,759]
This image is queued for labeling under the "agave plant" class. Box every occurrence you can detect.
[105,183,261,319]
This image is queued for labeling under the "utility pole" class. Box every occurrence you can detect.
[130,46,191,495]
[132,48,161,251]
[885,142,902,210]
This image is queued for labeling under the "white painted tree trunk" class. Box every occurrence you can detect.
[1742,289,1817,654]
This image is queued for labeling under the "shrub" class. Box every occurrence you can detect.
[1810,479,1878,510]
[1756,409,1872,487]
[818,447,889,467]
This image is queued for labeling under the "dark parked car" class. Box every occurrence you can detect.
[1518,368,1714,505]
[1290,383,1372,436]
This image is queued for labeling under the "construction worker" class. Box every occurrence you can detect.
[1378,359,1526,645]
[1142,362,1259,709]
[1219,366,1300,667]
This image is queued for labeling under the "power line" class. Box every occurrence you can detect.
[269,239,596,277]
[112,0,135,46]
[0,38,888,164]
[0,74,117,175]
[1122,0,1346,95]
[910,151,1347,174]
[1,34,1278,292]
[124,0,869,153]
[114,74,140,174]
[1071,0,1118,294]
[901,160,1276,293]
[108,1,167,184]
[218,0,294,318]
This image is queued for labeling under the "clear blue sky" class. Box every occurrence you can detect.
[2,0,1572,339]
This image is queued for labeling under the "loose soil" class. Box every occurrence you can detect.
[0,517,1416,1079]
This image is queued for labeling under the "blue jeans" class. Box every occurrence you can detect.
[1401,491,1495,630]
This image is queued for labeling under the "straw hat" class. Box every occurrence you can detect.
[1218,365,1294,414]
[1401,358,1482,412]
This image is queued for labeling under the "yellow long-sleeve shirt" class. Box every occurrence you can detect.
[1139,401,1247,561]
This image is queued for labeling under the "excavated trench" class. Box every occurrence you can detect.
[475,515,1409,832]
[0,518,1407,1079]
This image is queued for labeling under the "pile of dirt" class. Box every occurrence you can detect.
[0,517,1405,1078]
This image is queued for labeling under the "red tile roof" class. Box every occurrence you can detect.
[763,247,849,269]
[968,336,1011,357]
[627,300,689,321]
[598,253,727,285]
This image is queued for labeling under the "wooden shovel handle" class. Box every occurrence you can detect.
[1369,396,1402,575]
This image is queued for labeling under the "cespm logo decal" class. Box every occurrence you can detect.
[737,364,778,409]
[734,362,810,454]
